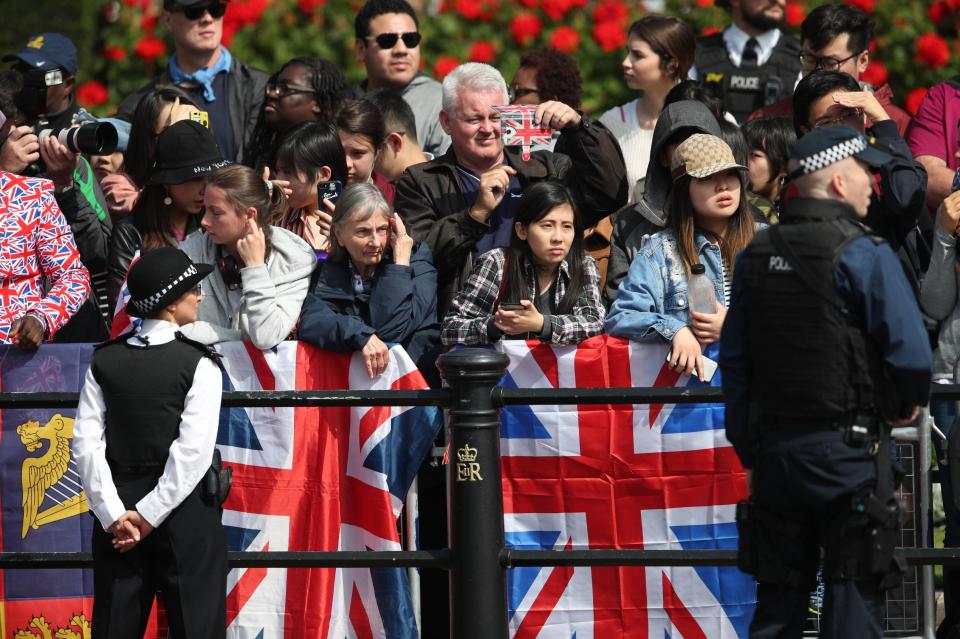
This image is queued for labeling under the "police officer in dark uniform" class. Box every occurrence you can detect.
[72,247,227,639]
[720,126,932,638]
[694,0,801,123]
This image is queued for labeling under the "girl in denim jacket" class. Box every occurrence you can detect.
[606,134,756,379]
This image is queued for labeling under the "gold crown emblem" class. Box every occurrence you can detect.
[457,444,478,463]
[27,36,44,50]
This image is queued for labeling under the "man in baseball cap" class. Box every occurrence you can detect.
[4,32,77,120]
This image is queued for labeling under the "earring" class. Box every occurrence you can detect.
[163,193,173,206]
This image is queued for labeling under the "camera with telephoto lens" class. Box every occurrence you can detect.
[14,67,118,175]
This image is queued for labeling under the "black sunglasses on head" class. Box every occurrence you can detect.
[365,32,422,50]
[170,2,227,20]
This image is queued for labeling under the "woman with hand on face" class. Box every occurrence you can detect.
[600,14,695,203]
[107,120,227,311]
[178,164,316,350]
[442,181,605,346]
[298,183,439,381]
[606,135,758,381]
[272,122,349,261]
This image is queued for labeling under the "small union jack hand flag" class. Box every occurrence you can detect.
[493,105,553,161]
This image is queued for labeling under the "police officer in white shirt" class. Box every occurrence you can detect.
[691,0,802,123]
[73,247,227,639]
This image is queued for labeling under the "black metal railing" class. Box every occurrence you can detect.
[4,350,960,637]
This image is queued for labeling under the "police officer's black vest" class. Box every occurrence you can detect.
[91,335,212,472]
[738,198,888,427]
[695,31,802,123]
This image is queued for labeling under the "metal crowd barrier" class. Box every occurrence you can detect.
[3,348,960,638]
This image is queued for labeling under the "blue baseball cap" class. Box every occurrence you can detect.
[4,33,78,77]
[788,126,892,180]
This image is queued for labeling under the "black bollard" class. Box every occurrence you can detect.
[438,347,510,639]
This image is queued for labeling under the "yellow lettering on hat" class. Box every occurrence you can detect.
[27,36,44,49]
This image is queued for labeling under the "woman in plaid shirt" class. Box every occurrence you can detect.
[441,182,604,345]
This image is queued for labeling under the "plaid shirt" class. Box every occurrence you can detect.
[441,248,605,346]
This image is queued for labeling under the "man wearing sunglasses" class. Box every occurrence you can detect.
[747,4,911,137]
[354,0,450,157]
[116,0,268,165]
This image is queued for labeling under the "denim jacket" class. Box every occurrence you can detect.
[605,228,728,342]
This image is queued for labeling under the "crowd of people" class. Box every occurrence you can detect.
[4,0,960,636]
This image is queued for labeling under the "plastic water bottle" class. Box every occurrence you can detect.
[687,264,717,314]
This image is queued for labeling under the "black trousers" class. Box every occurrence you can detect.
[91,487,227,639]
[747,429,888,639]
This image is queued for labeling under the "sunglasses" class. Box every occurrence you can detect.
[508,85,540,102]
[266,79,315,98]
[170,2,227,20]
[365,31,422,50]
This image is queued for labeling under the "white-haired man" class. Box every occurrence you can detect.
[394,62,627,317]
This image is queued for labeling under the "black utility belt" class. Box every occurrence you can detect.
[763,413,882,440]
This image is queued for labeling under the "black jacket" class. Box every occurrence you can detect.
[394,119,627,317]
[116,55,268,165]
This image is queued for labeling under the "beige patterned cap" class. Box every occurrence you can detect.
[670,133,746,180]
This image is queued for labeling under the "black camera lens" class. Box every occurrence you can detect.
[64,122,119,155]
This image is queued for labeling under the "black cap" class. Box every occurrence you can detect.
[3,32,78,76]
[146,120,230,185]
[788,126,893,180]
[126,247,213,318]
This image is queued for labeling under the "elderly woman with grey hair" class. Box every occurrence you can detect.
[298,183,440,381]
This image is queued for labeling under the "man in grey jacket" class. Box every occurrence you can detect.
[354,0,450,157]
[116,0,268,165]
[605,100,722,301]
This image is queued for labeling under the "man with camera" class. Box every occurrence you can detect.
[3,34,115,340]
[720,126,932,637]
[116,0,268,165]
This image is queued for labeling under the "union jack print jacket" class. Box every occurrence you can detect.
[0,172,91,343]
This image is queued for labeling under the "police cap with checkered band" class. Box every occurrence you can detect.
[786,126,892,182]
[125,247,213,318]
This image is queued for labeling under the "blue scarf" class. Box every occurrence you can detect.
[167,46,232,102]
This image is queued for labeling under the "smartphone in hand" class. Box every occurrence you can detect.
[318,180,342,206]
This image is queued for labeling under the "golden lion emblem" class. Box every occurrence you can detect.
[17,414,89,538]
[13,613,91,639]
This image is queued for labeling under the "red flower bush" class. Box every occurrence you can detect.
[701,25,721,36]
[299,0,327,15]
[592,0,629,25]
[592,20,626,52]
[916,33,950,68]
[543,0,576,21]
[102,46,127,62]
[140,13,156,32]
[906,87,929,116]
[696,0,713,7]
[860,61,887,88]
[549,26,580,53]
[133,36,165,63]
[510,13,543,46]
[928,1,947,23]
[845,0,873,13]
[76,81,109,108]
[517,0,539,7]
[468,40,496,63]
[785,3,805,26]
[433,56,460,80]
[453,0,498,21]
